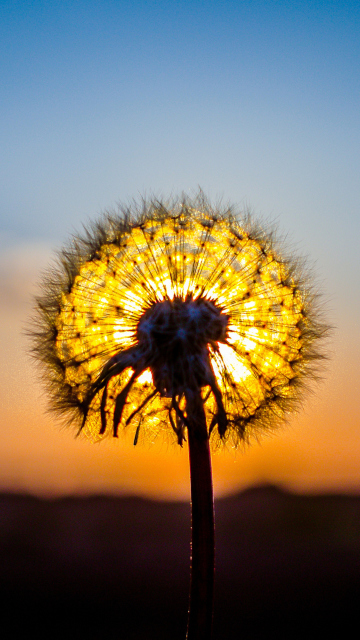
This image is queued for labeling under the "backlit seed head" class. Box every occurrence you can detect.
[31,193,328,448]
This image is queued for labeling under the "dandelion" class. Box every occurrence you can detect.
[31,193,327,639]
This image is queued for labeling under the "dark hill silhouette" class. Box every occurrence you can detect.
[1,485,359,639]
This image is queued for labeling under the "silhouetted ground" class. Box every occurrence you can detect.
[1,485,360,638]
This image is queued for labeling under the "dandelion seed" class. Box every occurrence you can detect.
[32,196,325,447]
[30,192,328,639]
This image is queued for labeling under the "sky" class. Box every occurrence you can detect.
[0,0,359,500]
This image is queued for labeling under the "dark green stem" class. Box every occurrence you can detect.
[186,389,215,640]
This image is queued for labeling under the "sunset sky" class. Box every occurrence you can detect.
[1,0,359,500]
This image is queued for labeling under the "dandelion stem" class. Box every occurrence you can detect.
[186,389,215,640]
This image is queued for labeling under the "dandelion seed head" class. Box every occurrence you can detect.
[31,193,328,448]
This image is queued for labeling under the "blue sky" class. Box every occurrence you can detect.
[1,1,359,242]
[0,1,359,497]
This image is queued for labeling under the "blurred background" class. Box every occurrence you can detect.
[1,1,359,637]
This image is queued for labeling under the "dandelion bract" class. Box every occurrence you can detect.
[32,194,324,448]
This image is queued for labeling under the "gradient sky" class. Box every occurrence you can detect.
[1,0,359,499]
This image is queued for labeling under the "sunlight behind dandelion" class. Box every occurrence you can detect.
[215,343,251,383]
[33,197,324,449]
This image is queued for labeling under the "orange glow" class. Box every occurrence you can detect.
[1,235,357,501]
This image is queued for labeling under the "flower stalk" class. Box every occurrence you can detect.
[186,389,215,640]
